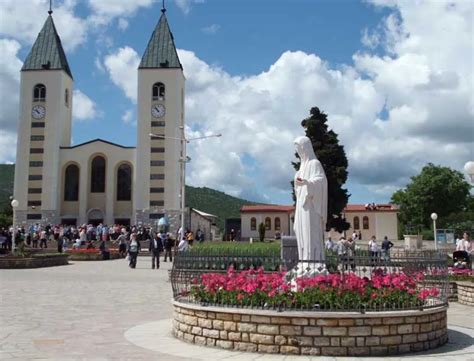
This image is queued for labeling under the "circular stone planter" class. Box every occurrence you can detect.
[173,301,448,356]
[457,281,474,306]
[66,251,121,261]
[0,254,69,269]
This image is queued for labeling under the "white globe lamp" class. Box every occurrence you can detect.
[431,213,438,251]
[464,161,474,182]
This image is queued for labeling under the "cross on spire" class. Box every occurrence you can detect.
[161,0,166,13]
[48,0,53,15]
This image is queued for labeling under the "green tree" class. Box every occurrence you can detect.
[391,163,472,231]
[292,107,350,232]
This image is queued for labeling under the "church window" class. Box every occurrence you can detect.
[275,217,281,231]
[64,164,79,201]
[90,156,106,193]
[353,216,360,230]
[150,187,165,193]
[363,216,370,230]
[250,217,256,231]
[150,200,164,207]
[152,82,165,101]
[265,217,271,230]
[33,84,46,102]
[65,89,69,107]
[117,164,132,201]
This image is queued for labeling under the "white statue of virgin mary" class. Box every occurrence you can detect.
[293,136,328,263]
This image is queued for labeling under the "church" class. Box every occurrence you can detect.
[13,7,185,230]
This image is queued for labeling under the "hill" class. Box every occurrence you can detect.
[0,164,14,212]
[185,185,259,230]
[0,164,258,229]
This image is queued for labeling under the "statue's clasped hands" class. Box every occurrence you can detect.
[296,177,308,185]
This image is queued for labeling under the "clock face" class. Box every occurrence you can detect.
[151,104,165,118]
[32,105,46,119]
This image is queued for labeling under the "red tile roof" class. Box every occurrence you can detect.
[240,205,295,213]
[344,204,398,212]
[240,204,398,213]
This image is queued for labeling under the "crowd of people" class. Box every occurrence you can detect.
[325,231,395,265]
[0,222,208,269]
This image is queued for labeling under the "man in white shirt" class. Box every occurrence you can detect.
[325,237,334,251]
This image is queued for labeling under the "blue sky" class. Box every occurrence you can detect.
[1,0,472,206]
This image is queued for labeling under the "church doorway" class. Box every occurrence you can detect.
[87,209,103,226]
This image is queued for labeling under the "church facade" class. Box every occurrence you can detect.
[13,9,185,230]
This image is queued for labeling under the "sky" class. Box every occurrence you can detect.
[0,0,473,205]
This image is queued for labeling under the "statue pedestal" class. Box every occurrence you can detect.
[281,236,298,268]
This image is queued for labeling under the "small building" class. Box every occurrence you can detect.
[240,205,295,241]
[329,204,399,242]
[186,208,219,242]
[240,204,399,242]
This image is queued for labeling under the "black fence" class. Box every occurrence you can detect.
[170,250,449,312]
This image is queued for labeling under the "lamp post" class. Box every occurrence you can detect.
[10,199,19,253]
[464,161,474,182]
[149,131,222,238]
[431,213,438,251]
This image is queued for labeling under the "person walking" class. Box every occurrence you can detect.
[117,231,127,258]
[149,232,163,269]
[381,236,394,262]
[39,230,47,249]
[127,234,140,269]
[368,236,378,266]
[163,234,174,262]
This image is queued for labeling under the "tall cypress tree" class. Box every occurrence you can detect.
[292,107,350,232]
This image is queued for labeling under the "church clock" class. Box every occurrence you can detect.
[151,104,165,118]
[32,105,46,119]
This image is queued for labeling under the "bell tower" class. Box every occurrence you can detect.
[13,10,73,225]
[135,6,185,229]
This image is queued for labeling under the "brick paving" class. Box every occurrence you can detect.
[1,258,472,360]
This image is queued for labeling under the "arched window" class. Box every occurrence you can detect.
[363,216,369,230]
[90,156,106,193]
[265,217,271,231]
[64,164,79,201]
[353,216,360,230]
[152,82,165,101]
[65,89,69,107]
[33,84,46,102]
[250,217,256,231]
[275,217,281,231]
[117,164,132,201]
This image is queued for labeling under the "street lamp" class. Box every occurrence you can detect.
[10,199,19,253]
[149,131,222,238]
[431,213,438,251]
[464,161,474,182]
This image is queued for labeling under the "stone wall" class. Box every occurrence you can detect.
[0,255,69,269]
[173,301,448,356]
[457,281,474,306]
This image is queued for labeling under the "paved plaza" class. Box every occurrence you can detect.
[1,258,473,361]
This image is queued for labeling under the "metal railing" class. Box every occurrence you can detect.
[170,250,448,312]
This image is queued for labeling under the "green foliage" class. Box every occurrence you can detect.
[185,185,259,231]
[258,222,266,242]
[293,107,350,232]
[0,164,14,214]
[439,211,474,235]
[391,163,472,231]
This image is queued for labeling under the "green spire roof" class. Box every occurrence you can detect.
[22,15,73,79]
[139,13,182,69]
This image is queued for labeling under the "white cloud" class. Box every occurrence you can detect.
[117,18,129,31]
[121,109,135,125]
[201,24,220,34]
[103,46,140,103]
[86,0,156,27]
[72,90,99,121]
[0,0,88,51]
[175,0,205,14]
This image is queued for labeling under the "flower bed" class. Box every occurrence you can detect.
[457,281,474,306]
[66,249,120,261]
[189,268,440,311]
[173,301,448,356]
[0,253,69,268]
